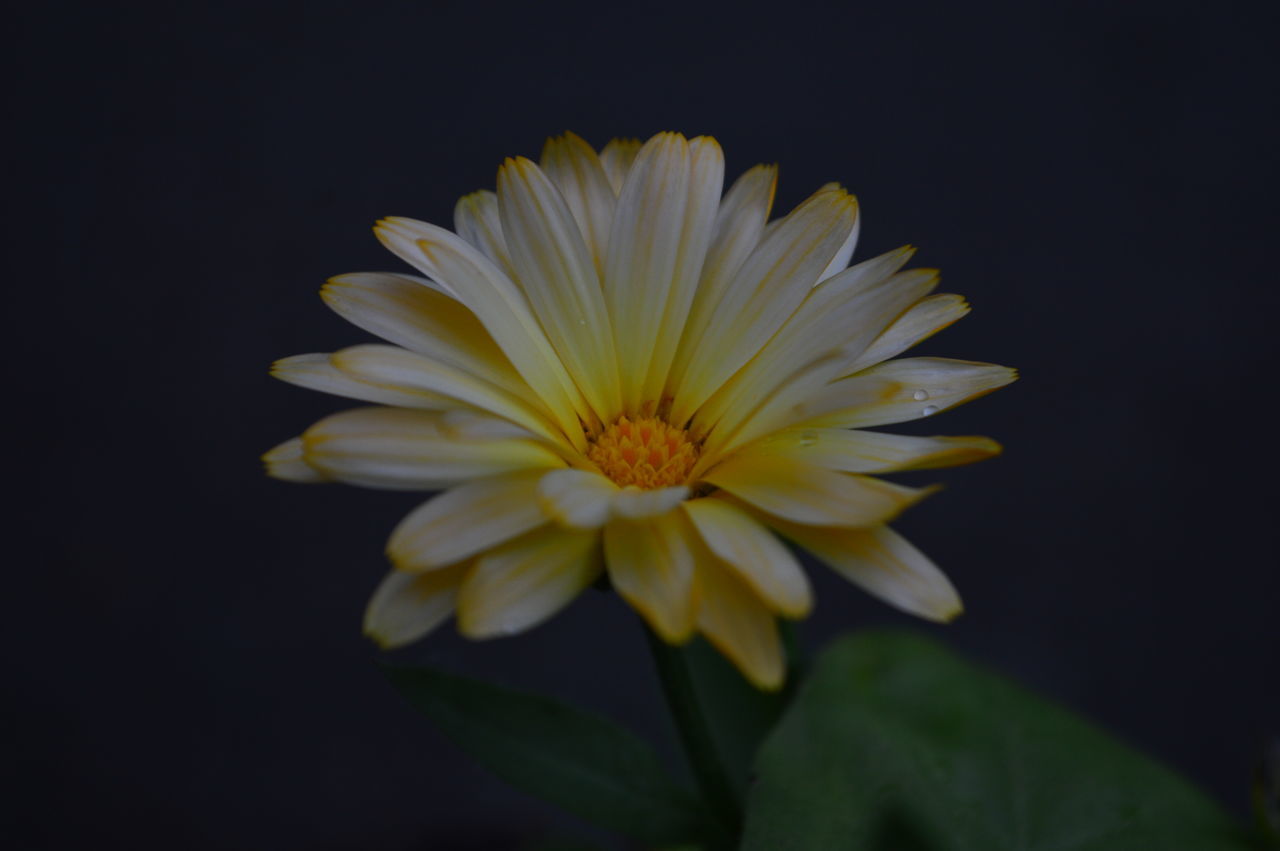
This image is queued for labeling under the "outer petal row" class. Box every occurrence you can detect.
[362,464,961,690]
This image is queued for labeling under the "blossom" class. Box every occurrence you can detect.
[264,131,1016,690]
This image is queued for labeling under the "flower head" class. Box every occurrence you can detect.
[264,131,1016,690]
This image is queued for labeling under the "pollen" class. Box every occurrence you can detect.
[587,416,699,489]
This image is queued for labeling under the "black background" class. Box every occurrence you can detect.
[10,1,1279,848]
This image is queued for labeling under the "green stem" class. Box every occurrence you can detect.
[644,627,742,849]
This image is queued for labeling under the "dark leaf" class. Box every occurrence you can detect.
[742,631,1253,850]
[382,663,708,846]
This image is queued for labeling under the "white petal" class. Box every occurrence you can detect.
[604,512,698,643]
[683,497,811,618]
[733,428,1002,473]
[816,212,861,284]
[792,357,1019,429]
[457,525,601,638]
[640,135,724,405]
[453,190,516,280]
[692,254,934,447]
[301,407,564,490]
[537,469,619,530]
[387,471,549,570]
[666,163,777,413]
[321,272,535,404]
[611,485,690,520]
[841,293,971,375]
[668,185,859,427]
[539,132,616,270]
[330,344,567,449]
[598,137,642,194]
[695,557,785,691]
[769,521,963,622]
[702,455,934,528]
[602,132,693,411]
[271,353,448,409]
[262,436,327,483]
[497,156,621,423]
[364,564,470,648]
[694,350,852,468]
[374,217,590,448]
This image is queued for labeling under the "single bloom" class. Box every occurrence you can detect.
[264,131,1016,690]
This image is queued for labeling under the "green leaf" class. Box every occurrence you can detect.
[381,663,706,846]
[742,631,1254,850]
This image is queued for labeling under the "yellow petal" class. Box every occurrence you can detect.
[387,470,548,571]
[732,428,1002,473]
[301,406,564,490]
[682,497,811,618]
[767,520,963,622]
[695,557,785,691]
[262,436,328,483]
[497,156,622,423]
[363,563,470,649]
[457,525,601,638]
[604,511,698,643]
[702,455,935,528]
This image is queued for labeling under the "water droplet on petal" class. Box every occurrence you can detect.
[922,405,940,416]
[912,389,929,401]
[799,430,818,447]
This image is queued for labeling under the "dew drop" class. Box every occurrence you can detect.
[912,389,929,401]
[921,405,940,416]
[799,430,819,447]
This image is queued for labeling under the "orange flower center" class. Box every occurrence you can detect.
[587,416,699,489]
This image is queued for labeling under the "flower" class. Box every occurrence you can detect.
[264,131,1016,690]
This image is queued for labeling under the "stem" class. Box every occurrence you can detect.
[644,626,742,848]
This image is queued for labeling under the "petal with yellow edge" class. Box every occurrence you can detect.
[262,436,327,483]
[363,563,471,649]
[387,470,548,571]
[734,428,1002,474]
[792,357,1018,430]
[271,352,449,409]
[695,556,785,692]
[769,518,963,623]
[841,292,972,376]
[301,407,564,491]
[604,511,698,644]
[457,525,601,639]
[703,455,935,528]
[682,497,812,618]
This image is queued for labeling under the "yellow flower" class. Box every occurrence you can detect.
[264,131,1016,690]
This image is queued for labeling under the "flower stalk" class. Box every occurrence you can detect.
[644,626,742,849]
